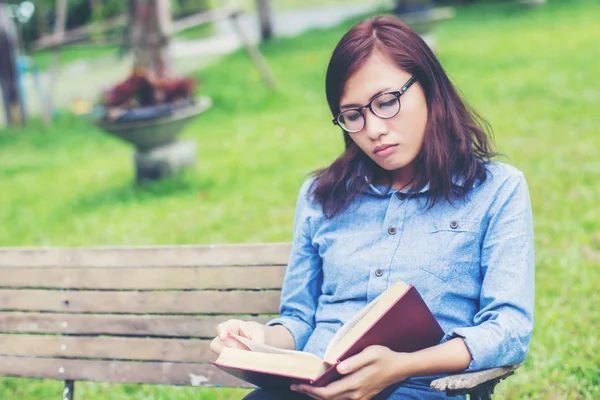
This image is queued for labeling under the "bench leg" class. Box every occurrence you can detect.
[63,380,74,400]
[468,385,492,400]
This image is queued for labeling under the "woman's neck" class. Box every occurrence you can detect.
[373,167,416,190]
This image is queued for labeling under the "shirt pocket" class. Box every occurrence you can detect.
[417,219,481,282]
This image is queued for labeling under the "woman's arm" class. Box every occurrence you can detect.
[210,180,322,355]
[264,324,296,350]
[392,337,472,378]
[443,172,535,371]
[264,179,323,350]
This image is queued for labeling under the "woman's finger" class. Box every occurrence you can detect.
[337,345,382,375]
[209,337,224,355]
[221,334,251,350]
[216,319,243,338]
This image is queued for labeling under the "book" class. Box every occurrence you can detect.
[213,280,444,389]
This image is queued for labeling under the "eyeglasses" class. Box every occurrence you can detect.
[332,76,417,133]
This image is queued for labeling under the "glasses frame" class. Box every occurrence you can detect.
[332,76,418,133]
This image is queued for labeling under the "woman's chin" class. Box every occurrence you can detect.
[376,159,410,172]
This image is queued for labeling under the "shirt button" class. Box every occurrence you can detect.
[450,220,459,229]
[387,226,397,235]
[375,268,383,277]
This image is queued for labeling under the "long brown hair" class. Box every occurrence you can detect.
[311,15,496,218]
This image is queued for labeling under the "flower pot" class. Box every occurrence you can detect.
[94,96,212,151]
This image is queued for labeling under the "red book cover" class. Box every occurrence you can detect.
[213,285,444,388]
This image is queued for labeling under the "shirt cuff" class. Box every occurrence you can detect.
[266,316,314,351]
[442,325,511,372]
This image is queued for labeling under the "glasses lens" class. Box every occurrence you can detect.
[338,110,364,133]
[372,93,400,118]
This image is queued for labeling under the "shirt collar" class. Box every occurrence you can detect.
[364,173,467,197]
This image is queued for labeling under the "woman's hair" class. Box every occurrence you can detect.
[311,15,497,218]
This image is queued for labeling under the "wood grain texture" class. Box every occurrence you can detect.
[0,312,271,337]
[0,356,253,387]
[0,334,216,362]
[0,243,291,268]
[0,266,286,289]
[0,290,281,314]
[430,362,524,391]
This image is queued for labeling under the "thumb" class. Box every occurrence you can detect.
[336,348,379,375]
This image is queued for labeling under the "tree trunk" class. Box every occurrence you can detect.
[35,2,48,39]
[256,0,272,42]
[45,0,68,125]
[0,1,25,127]
[129,0,173,80]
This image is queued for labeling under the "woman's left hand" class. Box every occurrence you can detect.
[290,345,411,400]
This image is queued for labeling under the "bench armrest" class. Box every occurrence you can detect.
[430,362,524,396]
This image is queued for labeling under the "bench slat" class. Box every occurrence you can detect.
[0,356,253,387]
[0,290,281,314]
[0,312,271,337]
[430,362,524,392]
[0,334,217,363]
[0,243,291,268]
[0,266,286,289]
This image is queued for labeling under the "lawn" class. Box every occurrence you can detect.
[1,0,599,398]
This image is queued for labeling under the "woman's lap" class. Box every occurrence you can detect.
[241,386,465,400]
[241,388,311,400]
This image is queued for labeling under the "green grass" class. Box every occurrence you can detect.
[1,0,599,398]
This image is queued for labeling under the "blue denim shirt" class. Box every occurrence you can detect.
[267,161,534,394]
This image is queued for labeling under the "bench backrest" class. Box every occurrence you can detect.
[0,243,291,387]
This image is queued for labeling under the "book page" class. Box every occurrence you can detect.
[229,334,323,361]
[323,297,380,360]
[215,346,327,381]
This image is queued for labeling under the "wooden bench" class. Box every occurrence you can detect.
[0,243,520,399]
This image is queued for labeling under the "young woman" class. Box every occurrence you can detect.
[210,15,534,400]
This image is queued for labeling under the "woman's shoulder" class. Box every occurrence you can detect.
[474,161,530,213]
[297,176,317,201]
[481,160,527,188]
[295,176,322,213]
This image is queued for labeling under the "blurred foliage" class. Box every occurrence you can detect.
[13,0,210,48]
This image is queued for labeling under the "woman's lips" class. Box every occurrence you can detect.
[374,144,398,157]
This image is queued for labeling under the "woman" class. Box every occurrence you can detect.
[210,15,534,400]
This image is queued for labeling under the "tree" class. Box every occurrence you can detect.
[102,0,195,109]
[129,0,173,80]
[256,0,272,41]
[0,0,25,126]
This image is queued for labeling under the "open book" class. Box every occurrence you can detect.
[213,281,444,388]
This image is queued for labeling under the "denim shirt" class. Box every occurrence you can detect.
[267,161,534,391]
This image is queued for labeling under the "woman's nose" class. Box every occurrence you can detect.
[363,110,389,140]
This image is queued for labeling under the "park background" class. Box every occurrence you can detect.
[0,0,598,398]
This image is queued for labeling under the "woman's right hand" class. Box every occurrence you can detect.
[209,319,267,355]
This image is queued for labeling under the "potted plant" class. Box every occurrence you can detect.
[94,0,211,182]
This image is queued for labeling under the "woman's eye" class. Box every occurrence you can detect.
[346,113,361,122]
[379,99,397,109]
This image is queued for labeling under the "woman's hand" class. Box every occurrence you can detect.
[209,319,267,355]
[291,345,411,400]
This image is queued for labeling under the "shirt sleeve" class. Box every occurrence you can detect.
[266,179,323,350]
[443,172,535,371]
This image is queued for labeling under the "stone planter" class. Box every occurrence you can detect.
[94,96,211,182]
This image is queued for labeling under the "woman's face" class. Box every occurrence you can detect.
[339,52,428,186]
